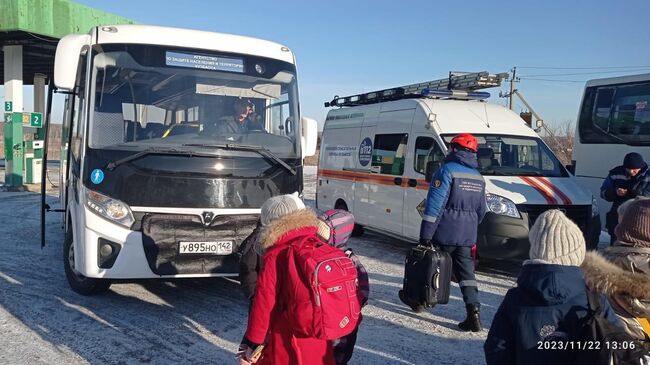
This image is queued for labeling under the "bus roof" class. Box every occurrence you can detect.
[585,72,650,88]
[92,25,295,64]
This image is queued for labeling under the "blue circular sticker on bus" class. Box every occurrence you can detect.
[90,169,104,184]
[359,137,373,166]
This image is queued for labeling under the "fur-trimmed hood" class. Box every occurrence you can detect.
[581,251,650,300]
[259,209,319,250]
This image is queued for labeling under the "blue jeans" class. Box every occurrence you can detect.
[438,245,479,306]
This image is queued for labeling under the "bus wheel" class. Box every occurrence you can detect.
[63,226,111,295]
[335,200,365,237]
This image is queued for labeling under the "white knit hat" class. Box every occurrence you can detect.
[260,192,305,226]
[528,209,586,266]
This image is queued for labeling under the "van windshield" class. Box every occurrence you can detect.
[442,134,568,177]
[87,44,301,159]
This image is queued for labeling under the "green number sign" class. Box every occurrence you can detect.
[4,101,11,112]
[4,113,11,123]
[30,112,43,128]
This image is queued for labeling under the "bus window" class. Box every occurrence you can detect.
[578,81,650,144]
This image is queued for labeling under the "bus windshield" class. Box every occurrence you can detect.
[87,44,301,158]
[442,134,568,177]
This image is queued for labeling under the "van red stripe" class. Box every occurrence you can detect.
[519,176,557,204]
[534,177,572,205]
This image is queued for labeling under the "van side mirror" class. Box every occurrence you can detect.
[54,34,91,91]
[565,163,575,175]
[425,161,440,182]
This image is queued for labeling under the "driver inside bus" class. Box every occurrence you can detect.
[216,98,266,134]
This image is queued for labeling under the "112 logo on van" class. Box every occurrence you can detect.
[359,137,373,166]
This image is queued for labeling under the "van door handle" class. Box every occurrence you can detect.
[408,179,418,187]
[394,177,403,186]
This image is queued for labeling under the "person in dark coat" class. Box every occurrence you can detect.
[484,209,620,365]
[400,133,487,332]
[601,152,650,244]
[238,221,263,304]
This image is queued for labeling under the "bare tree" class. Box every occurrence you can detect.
[541,121,574,166]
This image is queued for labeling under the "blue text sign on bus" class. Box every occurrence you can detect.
[359,137,373,166]
[165,52,244,73]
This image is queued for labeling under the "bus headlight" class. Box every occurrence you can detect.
[84,187,135,228]
[592,195,600,218]
[486,193,521,218]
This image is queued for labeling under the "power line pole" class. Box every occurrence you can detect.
[509,66,517,110]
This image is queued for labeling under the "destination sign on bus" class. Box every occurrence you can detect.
[165,51,244,73]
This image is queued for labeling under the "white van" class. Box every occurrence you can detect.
[316,72,600,260]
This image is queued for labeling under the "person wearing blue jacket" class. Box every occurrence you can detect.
[399,133,487,332]
[601,152,650,244]
[484,209,620,365]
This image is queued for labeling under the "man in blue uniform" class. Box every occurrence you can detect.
[399,133,487,332]
[601,152,650,244]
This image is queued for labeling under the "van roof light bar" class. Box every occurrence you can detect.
[324,71,508,107]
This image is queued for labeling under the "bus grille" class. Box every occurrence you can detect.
[141,213,258,275]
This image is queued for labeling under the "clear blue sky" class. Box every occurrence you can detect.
[7,0,650,129]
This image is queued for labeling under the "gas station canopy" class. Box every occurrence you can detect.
[0,0,135,84]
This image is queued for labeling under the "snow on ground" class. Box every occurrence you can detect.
[0,165,518,365]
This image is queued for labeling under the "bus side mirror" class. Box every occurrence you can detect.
[301,117,318,157]
[425,161,440,182]
[54,34,91,91]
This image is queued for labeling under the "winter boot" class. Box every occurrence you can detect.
[458,303,481,332]
[398,290,425,313]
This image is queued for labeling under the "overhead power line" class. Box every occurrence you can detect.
[517,65,650,70]
[518,78,587,83]
[521,68,650,77]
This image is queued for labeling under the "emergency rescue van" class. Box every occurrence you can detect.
[316,72,601,260]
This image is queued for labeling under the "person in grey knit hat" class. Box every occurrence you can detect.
[238,192,306,302]
[527,209,586,266]
[485,210,620,364]
[238,193,338,365]
[260,192,305,226]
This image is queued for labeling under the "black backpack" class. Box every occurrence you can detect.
[571,290,650,365]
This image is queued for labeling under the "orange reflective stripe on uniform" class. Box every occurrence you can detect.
[638,317,650,338]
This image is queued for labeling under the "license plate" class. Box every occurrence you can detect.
[178,241,233,255]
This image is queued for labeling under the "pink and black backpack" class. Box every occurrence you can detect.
[318,209,370,307]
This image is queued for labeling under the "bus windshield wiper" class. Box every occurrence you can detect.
[182,143,297,176]
[105,147,218,171]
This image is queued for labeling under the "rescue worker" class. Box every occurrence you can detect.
[399,133,487,332]
[601,152,650,244]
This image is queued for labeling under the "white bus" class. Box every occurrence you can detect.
[41,25,317,295]
[571,73,650,227]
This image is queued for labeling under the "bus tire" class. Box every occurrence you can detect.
[63,224,111,296]
[334,199,365,237]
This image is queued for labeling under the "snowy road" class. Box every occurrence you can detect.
[0,166,516,365]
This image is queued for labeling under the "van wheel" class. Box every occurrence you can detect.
[63,225,111,295]
[335,200,365,237]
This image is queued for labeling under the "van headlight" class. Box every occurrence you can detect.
[486,193,521,218]
[591,195,599,218]
[84,187,135,228]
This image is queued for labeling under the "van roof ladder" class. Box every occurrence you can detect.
[324,71,509,108]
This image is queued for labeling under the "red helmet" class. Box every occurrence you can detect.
[450,133,478,152]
